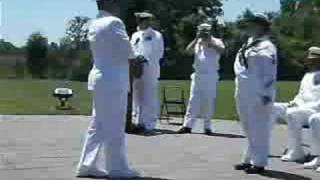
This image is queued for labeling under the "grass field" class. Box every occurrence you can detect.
[0,79,300,120]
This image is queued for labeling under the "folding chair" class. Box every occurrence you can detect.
[160,86,187,125]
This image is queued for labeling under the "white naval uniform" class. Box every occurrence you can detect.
[131,27,164,130]
[306,113,320,171]
[234,36,277,167]
[273,71,320,158]
[77,10,138,177]
[182,37,225,131]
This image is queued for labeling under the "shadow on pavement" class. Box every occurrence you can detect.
[269,154,317,164]
[191,132,245,139]
[208,132,245,139]
[128,129,179,137]
[260,170,312,180]
[124,177,172,180]
[78,176,172,180]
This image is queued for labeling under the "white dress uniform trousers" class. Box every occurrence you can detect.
[307,113,320,171]
[131,27,164,130]
[274,72,320,159]
[183,37,225,131]
[77,10,138,177]
[234,36,277,167]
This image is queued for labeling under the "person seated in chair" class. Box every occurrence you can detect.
[272,47,320,162]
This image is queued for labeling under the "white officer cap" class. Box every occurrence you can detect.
[134,12,154,19]
[308,47,320,59]
[197,23,212,31]
[246,13,271,26]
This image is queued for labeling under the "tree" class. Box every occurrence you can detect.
[26,32,48,78]
[65,16,91,50]
[0,40,19,54]
[272,0,320,79]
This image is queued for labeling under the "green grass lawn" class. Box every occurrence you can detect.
[0,79,300,120]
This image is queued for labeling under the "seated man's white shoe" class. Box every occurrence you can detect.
[304,157,320,169]
[281,150,305,162]
[76,166,108,178]
[109,168,141,178]
[316,166,320,173]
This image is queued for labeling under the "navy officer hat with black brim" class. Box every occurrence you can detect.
[244,13,271,27]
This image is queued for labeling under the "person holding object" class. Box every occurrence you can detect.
[177,23,225,135]
[130,12,164,134]
[233,13,277,174]
[76,0,141,178]
[273,47,320,167]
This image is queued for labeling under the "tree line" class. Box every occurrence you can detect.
[5,0,319,81]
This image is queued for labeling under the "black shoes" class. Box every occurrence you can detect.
[177,127,192,134]
[177,127,214,135]
[234,163,265,174]
[234,163,252,170]
[204,129,213,135]
[244,166,265,174]
[131,125,146,134]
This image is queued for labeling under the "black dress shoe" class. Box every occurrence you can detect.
[177,127,192,134]
[244,166,265,174]
[143,129,160,136]
[132,125,146,134]
[234,163,252,170]
[204,129,213,135]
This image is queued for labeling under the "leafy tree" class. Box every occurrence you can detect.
[0,40,19,54]
[26,32,48,78]
[65,16,91,50]
[272,0,320,79]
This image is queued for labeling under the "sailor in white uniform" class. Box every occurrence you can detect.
[131,12,164,134]
[273,47,320,172]
[76,0,140,178]
[233,13,277,174]
[177,23,225,135]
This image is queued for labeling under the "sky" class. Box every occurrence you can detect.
[1,0,280,47]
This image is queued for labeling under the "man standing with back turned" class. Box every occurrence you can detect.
[76,0,141,178]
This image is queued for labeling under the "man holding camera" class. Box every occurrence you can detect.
[177,23,225,135]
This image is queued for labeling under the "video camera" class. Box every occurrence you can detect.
[197,23,212,39]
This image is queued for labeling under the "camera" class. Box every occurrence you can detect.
[198,30,211,39]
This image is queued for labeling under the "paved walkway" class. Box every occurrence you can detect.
[0,115,319,180]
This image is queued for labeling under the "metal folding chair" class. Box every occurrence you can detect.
[160,86,187,125]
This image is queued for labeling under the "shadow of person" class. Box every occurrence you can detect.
[268,154,317,164]
[123,177,172,180]
[78,176,172,180]
[260,170,312,180]
[156,129,180,135]
[205,132,246,139]
[128,129,179,137]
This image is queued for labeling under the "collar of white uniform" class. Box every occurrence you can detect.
[248,35,270,44]
[138,27,153,33]
[97,10,112,18]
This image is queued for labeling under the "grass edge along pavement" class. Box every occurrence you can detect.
[0,79,299,120]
